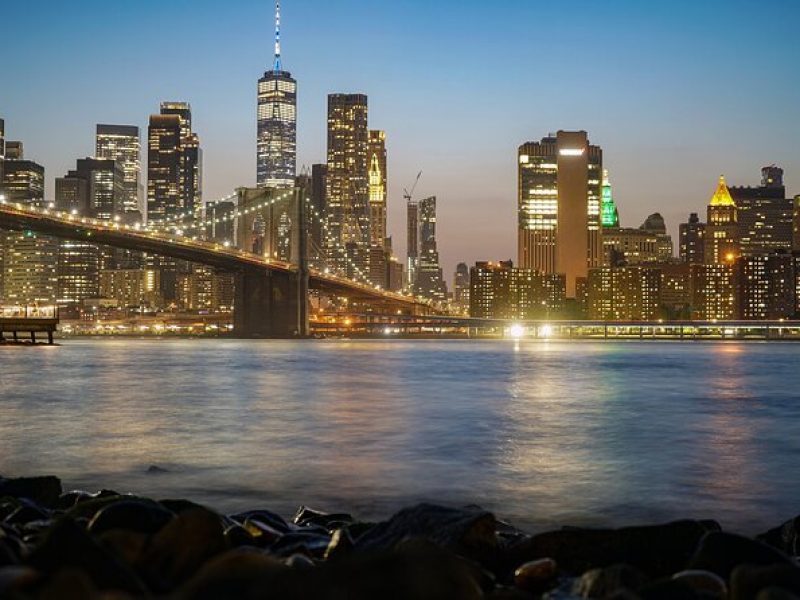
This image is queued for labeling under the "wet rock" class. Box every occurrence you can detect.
[0,539,19,566]
[505,520,719,578]
[0,476,62,507]
[158,498,208,515]
[267,531,331,559]
[231,509,289,533]
[293,506,355,530]
[138,506,226,591]
[97,529,149,567]
[514,557,558,593]
[147,465,169,474]
[489,585,533,599]
[243,517,284,547]
[757,587,800,600]
[88,499,174,535]
[689,531,795,580]
[354,503,498,566]
[325,527,355,561]
[64,494,132,520]
[224,523,256,548]
[575,564,649,598]
[758,516,800,557]
[672,569,727,599]
[4,498,50,525]
[37,567,98,600]
[286,553,315,569]
[55,490,93,510]
[175,550,284,600]
[28,517,147,594]
[730,564,800,600]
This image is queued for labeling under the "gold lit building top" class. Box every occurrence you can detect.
[709,175,736,207]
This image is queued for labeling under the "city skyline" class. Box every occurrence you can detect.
[3,0,799,276]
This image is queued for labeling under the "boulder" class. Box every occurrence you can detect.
[354,503,498,565]
[0,476,62,507]
[758,516,800,557]
[88,499,174,535]
[513,557,558,593]
[28,517,147,594]
[138,507,226,591]
[574,563,649,598]
[730,564,800,600]
[505,520,718,578]
[689,532,795,580]
[671,569,727,599]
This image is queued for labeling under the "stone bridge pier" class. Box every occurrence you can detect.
[233,268,309,338]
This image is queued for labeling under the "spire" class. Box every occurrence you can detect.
[601,169,620,228]
[273,0,282,71]
[710,175,736,207]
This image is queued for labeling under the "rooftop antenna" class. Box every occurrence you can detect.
[273,0,282,71]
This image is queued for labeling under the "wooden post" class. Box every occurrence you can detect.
[48,331,54,345]
[31,331,36,344]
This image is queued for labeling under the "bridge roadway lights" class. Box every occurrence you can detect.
[233,269,309,339]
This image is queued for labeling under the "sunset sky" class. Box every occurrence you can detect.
[3,0,799,275]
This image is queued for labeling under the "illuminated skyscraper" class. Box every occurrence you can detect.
[415,196,447,301]
[704,176,739,265]
[257,1,297,189]
[518,131,603,297]
[406,200,419,290]
[729,166,793,256]
[326,93,369,276]
[601,169,619,228]
[680,213,706,264]
[368,130,387,247]
[96,125,142,217]
[147,102,202,224]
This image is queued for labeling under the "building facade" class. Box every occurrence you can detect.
[679,213,706,264]
[704,176,739,266]
[586,267,661,321]
[96,124,142,217]
[256,3,297,190]
[518,131,603,297]
[415,196,447,301]
[469,260,565,320]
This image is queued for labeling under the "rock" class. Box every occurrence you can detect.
[224,523,256,548]
[97,529,149,567]
[505,520,720,578]
[730,564,800,600]
[574,564,649,598]
[489,586,533,599]
[64,494,132,520]
[158,498,208,515]
[55,491,93,510]
[293,506,354,530]
[88,499,174,535]
[243,518,284,547]
[354,503,498,566]
[138,506,226,591]
[638,578,705,599]
[147,465,169,474]
[28,517,147,594]
[0,476,62,507]
[267,531,331,559]
[514,557,558,593]
[689,531,795,580]
[286,553,315,569]
[325,527,355,561]
[4,498,50,525]
[175,550,284,600]
[37,567,98,600]
[0,565,39,595]
[757,587,800,600]
[231,509,289,533]
[758,516,800,557]
[672,569,727,599]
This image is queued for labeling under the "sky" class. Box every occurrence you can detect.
[3,0,799,277]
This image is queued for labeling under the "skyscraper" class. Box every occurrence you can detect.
[257,1,297,189]
[729,166,793,256]
[368,130,387,247]
[415,196,447,301]
[518,131,603,297]
[147,102,202,224]
[96,125,142,217]
[601,169,620,228]
[406,200,419,290]
[679,213,706,264]
[704,176,739,265]
[326,93,369,276]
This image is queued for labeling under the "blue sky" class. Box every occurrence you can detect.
[3,0,799,275]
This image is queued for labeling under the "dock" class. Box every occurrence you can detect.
[0,306,59,345]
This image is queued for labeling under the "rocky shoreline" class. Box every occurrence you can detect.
[1,475,799,599]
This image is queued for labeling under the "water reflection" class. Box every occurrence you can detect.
[1,339,800,533]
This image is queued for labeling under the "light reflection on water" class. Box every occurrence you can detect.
[1,339,799,534]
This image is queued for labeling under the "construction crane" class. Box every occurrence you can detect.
[403,171,423,205]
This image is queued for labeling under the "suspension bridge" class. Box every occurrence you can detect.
[0,189,444,337]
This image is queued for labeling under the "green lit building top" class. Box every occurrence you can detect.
[601,169,620,228]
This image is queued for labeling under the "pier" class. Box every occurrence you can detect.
[0,306,59,345]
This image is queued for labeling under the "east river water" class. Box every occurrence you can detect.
[2,339,799,534]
